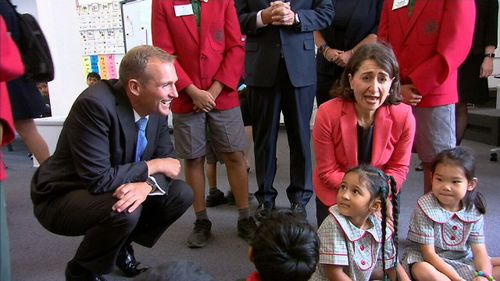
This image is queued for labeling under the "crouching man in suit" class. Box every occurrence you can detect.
[31,45,194,281]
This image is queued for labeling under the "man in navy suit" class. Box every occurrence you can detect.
[235,0,333,218]
[31,45,193,281]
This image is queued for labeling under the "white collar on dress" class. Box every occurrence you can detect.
[417,193,482,224]
[329,205,393,243]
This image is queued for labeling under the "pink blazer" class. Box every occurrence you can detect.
[312,99,416,206]
[152,0,244,113]
[378,0,475,107]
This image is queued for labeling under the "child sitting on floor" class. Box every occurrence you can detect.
[243,211,319,281]
[310,165,410,281]
[402,147,500,281]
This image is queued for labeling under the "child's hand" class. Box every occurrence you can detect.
[473,277,488,281]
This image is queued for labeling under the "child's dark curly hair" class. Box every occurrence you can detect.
[251,211,320,281]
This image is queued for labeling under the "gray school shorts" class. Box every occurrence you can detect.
[413,104,456,163]
[172,107,247,160]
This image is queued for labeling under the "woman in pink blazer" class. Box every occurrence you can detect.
[313,42,416,225]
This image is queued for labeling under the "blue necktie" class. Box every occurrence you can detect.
[135,117,148,162]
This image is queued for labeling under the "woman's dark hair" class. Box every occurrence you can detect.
[333,42,402,105]
[432,147,486,214]
[251,210,320,281]
[346,165,400,280]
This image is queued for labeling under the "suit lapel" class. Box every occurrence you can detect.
[371,106,392,165]
[340,103,358,168]
[114,87,136,163]
[402,0,430,42]
[174,0,199,44]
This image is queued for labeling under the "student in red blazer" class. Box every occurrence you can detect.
[378,0,476,193]
[0,15,24,281]
[312,43,416,225]
[152,0,256,248]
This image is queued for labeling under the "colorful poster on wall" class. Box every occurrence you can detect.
[78,0,124,81]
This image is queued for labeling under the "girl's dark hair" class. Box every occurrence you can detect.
[333,42,402,105]
[346,165,400,280]
[432,147,486,214]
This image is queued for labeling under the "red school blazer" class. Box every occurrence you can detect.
[0,16,24,180]
[378,0,476,107]
[312,99,416,207]
[152,0,245,113]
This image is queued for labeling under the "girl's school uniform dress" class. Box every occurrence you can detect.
[402,193,484,280]
[310,205,397,281]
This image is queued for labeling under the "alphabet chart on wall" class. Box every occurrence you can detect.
[77,0,125,79]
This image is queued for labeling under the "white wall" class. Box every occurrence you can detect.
[12,0,86,117]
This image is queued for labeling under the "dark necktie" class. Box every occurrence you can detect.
[135,117,148,162]
[408,0,416,16]
[192,0,201,27]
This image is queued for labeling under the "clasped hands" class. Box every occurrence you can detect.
[261,1,295,26]
[112,157,181,213]
[401,84,422,106]
[323,48,352,67]
[188,81,223,112]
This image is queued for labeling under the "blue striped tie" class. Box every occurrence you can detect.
[135,117,148,162]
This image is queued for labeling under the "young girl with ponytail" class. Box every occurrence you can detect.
[310,165,409,281]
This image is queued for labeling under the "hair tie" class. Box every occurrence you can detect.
[375,169,390,197]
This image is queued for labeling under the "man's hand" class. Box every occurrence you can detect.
[400,84,422,106]
[146,157,181,179]
[112,182,151,213]
[260,5,275,25]
[270,1,295,26]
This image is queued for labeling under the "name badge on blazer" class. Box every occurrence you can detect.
[392,0,409,10]
[174,4,194,17]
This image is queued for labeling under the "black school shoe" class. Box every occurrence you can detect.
[206,189,228,207]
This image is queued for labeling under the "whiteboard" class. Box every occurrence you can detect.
[121,0,153,51]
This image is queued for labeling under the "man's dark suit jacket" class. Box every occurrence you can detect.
[236,0,333,88]
[31,80,174,205]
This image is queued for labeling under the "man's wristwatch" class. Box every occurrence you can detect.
[293,13,300,25]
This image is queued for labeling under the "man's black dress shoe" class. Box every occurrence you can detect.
[116,243,148,277]
[290,202,307,219]
[65,262,107,281]
[255,202,275,221]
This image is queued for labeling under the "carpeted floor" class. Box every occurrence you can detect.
[3,131,500,281]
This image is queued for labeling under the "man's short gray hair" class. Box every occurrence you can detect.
[119,45,175,85]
